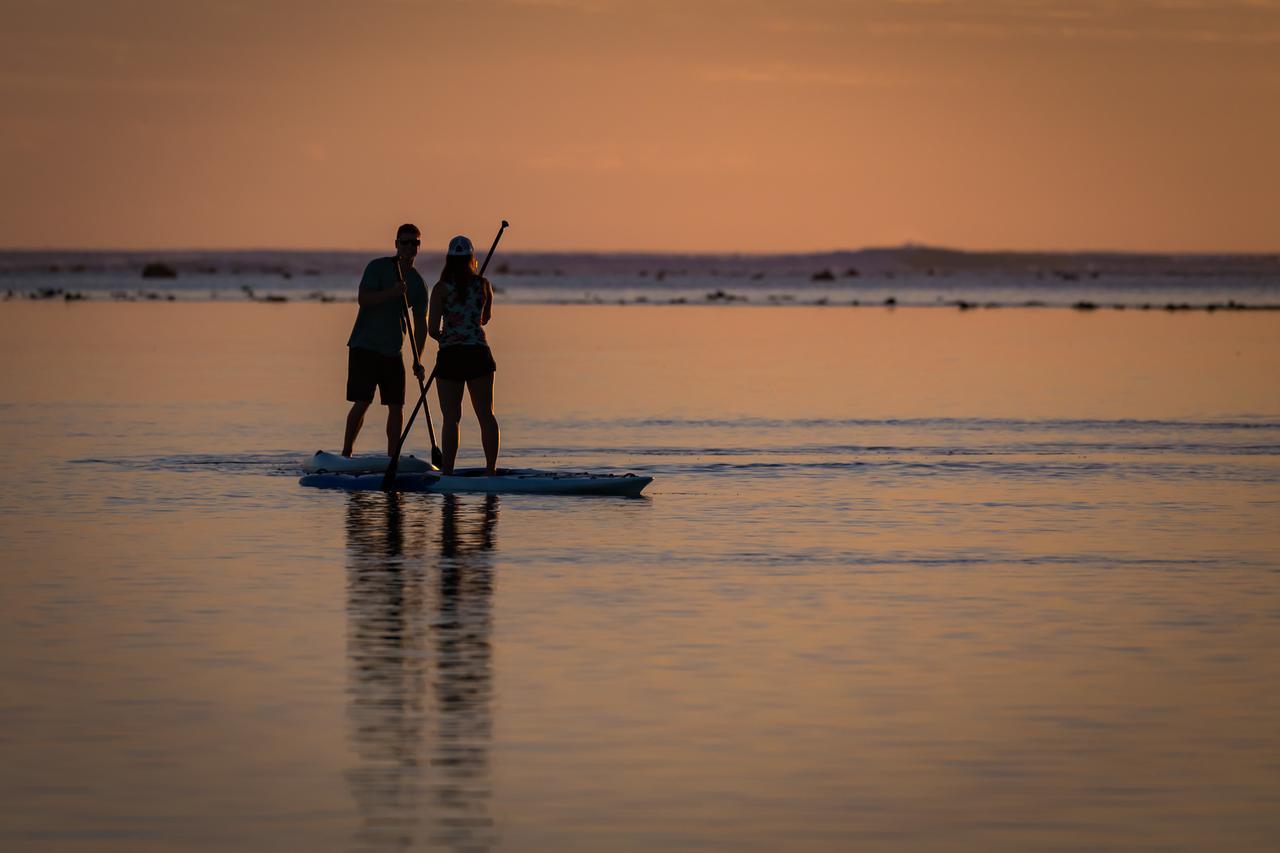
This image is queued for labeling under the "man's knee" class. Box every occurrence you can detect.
[349,400,371,416]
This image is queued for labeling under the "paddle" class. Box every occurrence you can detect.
[403,298,442,464]
[382,220,510,491]
[381,261,441,491]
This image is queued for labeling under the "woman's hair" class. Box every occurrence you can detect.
[437,254,479,303]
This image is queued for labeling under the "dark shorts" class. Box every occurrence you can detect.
[435,345,497,382]
[347,347,405,406]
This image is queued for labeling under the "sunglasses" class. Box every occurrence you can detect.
[396,238,421,247]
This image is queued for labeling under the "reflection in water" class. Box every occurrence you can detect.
[344,492,500,851]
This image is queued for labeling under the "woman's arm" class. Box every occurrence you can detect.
[481,278,493,325]
[427,283,444,340]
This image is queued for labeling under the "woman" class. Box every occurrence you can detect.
[428,235,500,475]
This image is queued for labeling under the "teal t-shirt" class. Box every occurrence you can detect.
[346,257,428,357]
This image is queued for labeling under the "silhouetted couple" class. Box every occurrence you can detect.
[341,224,500,476]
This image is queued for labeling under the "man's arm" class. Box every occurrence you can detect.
[413,302,428,356]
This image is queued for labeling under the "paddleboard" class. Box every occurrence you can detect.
[299,467,652,497]
[302,450,434,475]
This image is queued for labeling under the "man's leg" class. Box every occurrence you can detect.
[386,405,404,458]
[342,401,371,457]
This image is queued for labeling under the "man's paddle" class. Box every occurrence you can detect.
[382,220,510,491]
[381,261,441,491]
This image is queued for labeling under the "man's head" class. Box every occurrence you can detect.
[395,223,421,262]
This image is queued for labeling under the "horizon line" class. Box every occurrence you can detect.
[2,244,1279,257]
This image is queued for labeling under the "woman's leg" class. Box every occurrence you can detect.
[436,378,465,474]
[466,372,500,475]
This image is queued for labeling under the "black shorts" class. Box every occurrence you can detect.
[435,345,497,382]
[347,347,405,406]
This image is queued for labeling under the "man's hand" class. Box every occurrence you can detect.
[413,363,426,382]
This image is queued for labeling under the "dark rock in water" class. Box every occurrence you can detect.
[495,262,510,274]
[955,300,973,310]
[811,269,836,281]
[70,264,86,273]
[884,297,897,306]
[751,272,764,280]
[64,291,85,301]
[142,262,178,279]
[844,268,860,277]
[241,284,256,300]
[262,294,288,303]
[1072,301,1097,311]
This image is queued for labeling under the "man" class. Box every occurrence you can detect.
[341,223,429,458]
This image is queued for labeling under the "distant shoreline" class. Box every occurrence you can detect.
[5,291,1279,313]
[2,246,1280,278]
[4,247,1277,310]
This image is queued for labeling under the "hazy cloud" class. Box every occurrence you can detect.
[701,63,895,88]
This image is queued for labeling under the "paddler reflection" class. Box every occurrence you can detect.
[343,492,499,851]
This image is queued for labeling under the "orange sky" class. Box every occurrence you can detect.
[2,0,1278,253]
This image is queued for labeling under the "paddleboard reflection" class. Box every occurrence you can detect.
[344,492,500,851]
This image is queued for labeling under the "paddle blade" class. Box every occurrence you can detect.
[380,456,399,491]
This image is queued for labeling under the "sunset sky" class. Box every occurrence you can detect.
[2,0,1278,253]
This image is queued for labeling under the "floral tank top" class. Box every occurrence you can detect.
[438,275,488,348]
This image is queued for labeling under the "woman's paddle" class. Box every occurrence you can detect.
[382,220,509,491]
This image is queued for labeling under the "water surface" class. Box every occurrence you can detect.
[1,303,1278,851]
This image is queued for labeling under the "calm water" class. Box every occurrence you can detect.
[1,303,1278,851]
